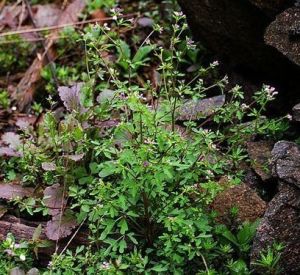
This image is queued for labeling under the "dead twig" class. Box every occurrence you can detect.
[23,0,58,88]
[0,13,138,38]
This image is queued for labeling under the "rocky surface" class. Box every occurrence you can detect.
[211,183,267,225]
[265,7,300,66]
[271,141,300,188]
[176,95,225,121]
[251,140,300,273]
[177,0,300,112]
[247,141,274,181]
[251,182,300,274]
[292,102,300,121]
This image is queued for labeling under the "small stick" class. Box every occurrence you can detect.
[0,13,139,38]
[23,0,59,87]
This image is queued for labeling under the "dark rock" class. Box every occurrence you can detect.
[176,95,225,121]
[247,141,274,181]
[271,141,300,188]
[251,182,300,274]
[265,7,300,66]
[211,183,267,225]
[292,103,300,121]
[177,0,300,112]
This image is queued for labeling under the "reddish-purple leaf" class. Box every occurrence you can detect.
[0,183,34,200]
[0,147,22,157]
[32,4,62,28]
[43,184,66,216]
[45,210,77,241]
[96,89,116,103]
[137,17,154,27]
[58,83,86,112]
[64,153,85,162]
[15,115,36,130]
[42,162,57,171]
[1,132,21,149]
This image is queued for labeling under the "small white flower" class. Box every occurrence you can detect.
[223,75,229,85]
[101,261,110,270]
[103,23,111,31]
[19,254,26,261]
[263,85,278,100]
[241,103,249,110]
[11,106,17,111]
[174,11,184,17]
[112,15,117,21]
[186,37,196,49]
[211,61,219,67]
[286,114,293,121]
[128,18,135,24]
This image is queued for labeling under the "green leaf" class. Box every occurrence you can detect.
[132,45,155,68]
[99,161,117,178]
[222,229,238,247]
[119,239,127,253]
[100,220,115,240]
[152,265,168,272]
[117,40,131,70]
[119,218,128,234]
[32,224,42,241]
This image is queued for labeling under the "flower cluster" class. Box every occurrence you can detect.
[263,85,278,100]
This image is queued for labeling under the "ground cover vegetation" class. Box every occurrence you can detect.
[0,0,289,274]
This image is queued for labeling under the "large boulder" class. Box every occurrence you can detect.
[177,0,300,111]
[251,182,300,274]
[271,141,300,189]
[247,140,274,181]
[211,183,267,225]
[251,140,300,273]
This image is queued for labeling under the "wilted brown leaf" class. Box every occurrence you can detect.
[41,162,57,171]
[1,132,21,149]
[58,83,86,112]
[14,0,86,111]
[45,210,77,241]
[0,183,34,200]
[32,4,62,28]
[64,153,85,162]
[43,183,66,216]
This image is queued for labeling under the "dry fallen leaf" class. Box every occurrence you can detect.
[0,182,34,200]
[14,0,86,111]
[58,83,86,112]
[43,183,66,216]
[32,4,62,28]
[1,132,21,149]
[45,210,77,241]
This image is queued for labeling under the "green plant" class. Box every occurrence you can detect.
[0,5,288,274]
[253,243,284,275]
[0,35,33,75]
[219,221,259,259]
[0,90,10,109]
